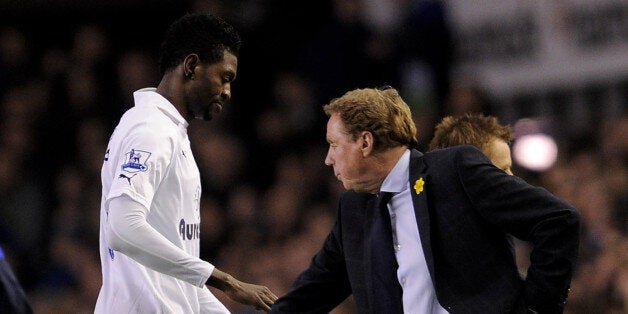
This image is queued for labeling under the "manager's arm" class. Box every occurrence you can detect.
[455,146,580,313]
[271,219,352,313]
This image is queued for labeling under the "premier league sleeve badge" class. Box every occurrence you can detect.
[121,148,152,173]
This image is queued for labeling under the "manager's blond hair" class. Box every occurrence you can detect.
[323,86,419,152]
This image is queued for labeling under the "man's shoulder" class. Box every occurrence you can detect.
[422,145,486,163]
[338,191,372,207]
[337,191,373,224]
[413,145,491,176]
[340,190,369,200]
[118,106,179,136]
[122,104,170,123]
[424,145,483,157]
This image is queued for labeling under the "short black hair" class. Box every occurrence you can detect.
[158,13,241,75]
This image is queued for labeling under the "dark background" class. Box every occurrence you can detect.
[0,0,626,312]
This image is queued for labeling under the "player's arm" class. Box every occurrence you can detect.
[107,195,213,286]
[107,195,278,311]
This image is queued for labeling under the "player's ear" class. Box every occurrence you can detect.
[183,54,199,79]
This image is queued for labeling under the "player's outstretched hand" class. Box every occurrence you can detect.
[223,279,278,311]
[207,268,278,312]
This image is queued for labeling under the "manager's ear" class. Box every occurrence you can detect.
[360,131,374,157]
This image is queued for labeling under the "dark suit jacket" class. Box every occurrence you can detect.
[271,146,580,314]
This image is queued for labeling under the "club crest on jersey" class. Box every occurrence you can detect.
[121,149,151,173]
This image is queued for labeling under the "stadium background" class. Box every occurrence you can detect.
[0,0,626,312]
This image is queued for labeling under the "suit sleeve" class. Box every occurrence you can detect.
[454,145,580,313]
[270,208,352,313]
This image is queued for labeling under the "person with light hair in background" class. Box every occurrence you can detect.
[429,113,514,175]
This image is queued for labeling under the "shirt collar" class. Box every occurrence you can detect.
[380,149,411,194]
[133,88,188,128]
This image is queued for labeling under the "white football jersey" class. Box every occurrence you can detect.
[95,88,228,313]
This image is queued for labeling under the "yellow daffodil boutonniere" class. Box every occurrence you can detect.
[414,178,425,195]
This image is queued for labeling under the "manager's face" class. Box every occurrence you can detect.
[325,113,369,192]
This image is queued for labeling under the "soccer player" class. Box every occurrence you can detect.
[96,13,277,313]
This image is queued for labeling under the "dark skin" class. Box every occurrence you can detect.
[156,50,237,122]
[156,50,278,311]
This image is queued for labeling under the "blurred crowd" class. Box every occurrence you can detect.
[0,0,625,313]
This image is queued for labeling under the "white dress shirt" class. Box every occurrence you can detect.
[380,149,449,314]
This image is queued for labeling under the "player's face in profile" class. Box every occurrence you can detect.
[485,138,513,175]
[187,50,238,121]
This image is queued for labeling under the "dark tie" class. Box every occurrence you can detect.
[369,191,403,312]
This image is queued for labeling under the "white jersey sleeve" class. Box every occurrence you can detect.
[107,122,172,209]
[198,286,230,313]
[107,195,214,287]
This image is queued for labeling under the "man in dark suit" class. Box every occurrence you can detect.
[270,87,580,313]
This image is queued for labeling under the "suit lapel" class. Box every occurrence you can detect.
[409,149,435,277]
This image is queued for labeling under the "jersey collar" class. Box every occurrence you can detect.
[133,88,188,128]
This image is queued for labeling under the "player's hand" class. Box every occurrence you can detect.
[222,279,278,312]
[207,268,278,312]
